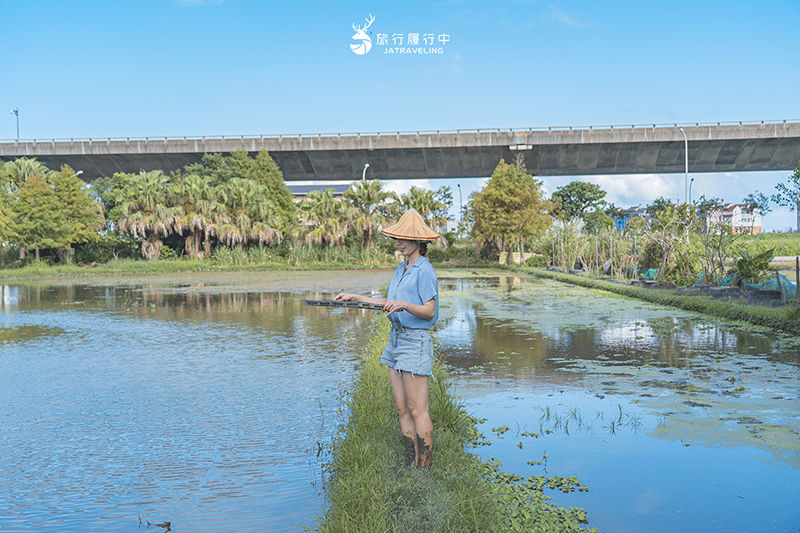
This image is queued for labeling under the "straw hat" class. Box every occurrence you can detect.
[382,209,440,241]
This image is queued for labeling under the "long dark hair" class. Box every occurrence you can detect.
[418,241,428,257]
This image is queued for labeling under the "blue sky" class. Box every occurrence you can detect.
[2,0,799,229]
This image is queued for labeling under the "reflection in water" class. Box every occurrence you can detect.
[435,275,800,533]
[0,283,376,533]
[2,275,799,533]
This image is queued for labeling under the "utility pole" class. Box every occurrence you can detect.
[10,108,19,139]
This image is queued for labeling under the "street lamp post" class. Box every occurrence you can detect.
[10,108,19,140]
[679,128,688,204]
[361,163,369,180]
[457,184,462,223]
[689,177,694,204]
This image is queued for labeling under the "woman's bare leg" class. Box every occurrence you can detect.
[389,368,432,468]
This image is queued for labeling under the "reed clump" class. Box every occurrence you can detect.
[315,319,595,533]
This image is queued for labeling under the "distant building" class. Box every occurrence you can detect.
[285,182,352,203]
[699,203,762,234]
[624,206,652,227]
[720,203,762,234]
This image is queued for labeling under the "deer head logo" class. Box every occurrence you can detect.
[350,14,375,55]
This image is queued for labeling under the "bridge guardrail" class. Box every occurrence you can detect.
[1,118,798,145]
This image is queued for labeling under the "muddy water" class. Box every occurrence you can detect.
[0,272,391,533]
[435,275,800,533]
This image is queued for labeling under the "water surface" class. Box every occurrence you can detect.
[2,272,798,533]
[435,276,800,533]
[0,273,390,533]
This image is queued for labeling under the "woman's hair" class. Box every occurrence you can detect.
[418,241,428,257]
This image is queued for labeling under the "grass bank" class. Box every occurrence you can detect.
[314,318,596,533]
[522,267,800,335]
[0,252,496,281]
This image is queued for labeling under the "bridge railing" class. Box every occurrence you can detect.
[1,118,798,144]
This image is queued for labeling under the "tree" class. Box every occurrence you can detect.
[51,166,105,263]
[13,174,67,261]
[300,189,350,248]
[399,186,449,233]
[583,209,614,235]
[170,173,224,259]
[644,200,694,280]
[1,157,51,191]
[743,191,771,233]
[216,178,282,248]
[2,157,53,260]
[117,170,178,260]
[551,181,607,222]
[772,162,800,232]
[344,180,396,248]
[0,186,18,266]
[248,149,297,232]
[471,160,551,264]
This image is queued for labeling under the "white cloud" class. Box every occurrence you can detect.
[549,5,594,27]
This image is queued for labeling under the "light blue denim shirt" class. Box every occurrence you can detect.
[386,256,438,329]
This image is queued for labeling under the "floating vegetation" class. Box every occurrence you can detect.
[639,379,714,394]
[0,325,66,346]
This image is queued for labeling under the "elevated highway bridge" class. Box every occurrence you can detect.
[1,119,799,181]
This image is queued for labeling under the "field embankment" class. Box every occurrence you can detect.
[314,318,596,533]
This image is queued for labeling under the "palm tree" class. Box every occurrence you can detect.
[170,173,225,259]
[300,189,350,248]
[117,170,179,260]
[343,180,396,248]
[1,158,51,191]
[216,178,282,249]
[400,186,448,232]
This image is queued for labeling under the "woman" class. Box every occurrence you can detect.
[335,209,439,469]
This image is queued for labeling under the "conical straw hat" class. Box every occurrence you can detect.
[382,209,440,241]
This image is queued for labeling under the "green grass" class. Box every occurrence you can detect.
[0,243,497,281]
[522,267,800,335]
[314,319,596,533]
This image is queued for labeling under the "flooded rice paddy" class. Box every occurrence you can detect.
[1,271,798,532]
[436,275,800,533]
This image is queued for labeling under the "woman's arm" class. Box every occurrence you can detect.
[384,298,435,320]
[334,292,388,306]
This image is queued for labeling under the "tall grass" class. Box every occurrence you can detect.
[315,319,595,533]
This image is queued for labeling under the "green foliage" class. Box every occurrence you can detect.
[472,160,551,264]
[51,166,105,262]
[344,180,397,248]
[399,186,449,233]
[582,209,614,235]
[525,255,549,268]
[743,191,771,217]
[772,162,800,232]
[13,174,67,261]
[551,181,607,222]
[735,248,775,283]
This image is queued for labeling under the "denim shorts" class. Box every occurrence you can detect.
[380,325,434,376]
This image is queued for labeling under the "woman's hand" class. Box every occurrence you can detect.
[334,292,358,302]
[384,298,435,320]
[383,299,407,315]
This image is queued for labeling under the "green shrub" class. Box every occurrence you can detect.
[735,248,775,283]
[525,255,549,268]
